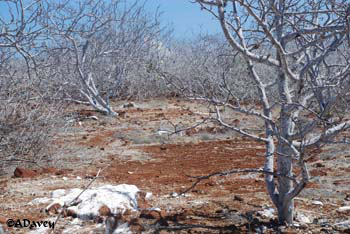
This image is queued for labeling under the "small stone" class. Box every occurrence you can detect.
[170,192,178,197]
[333,220,350,232]
[314,218,329,227]
[258,208,275,219]
[205,181,215,186]
[295,212,312,224]
[29,197,52,205]
[13,167,38,178]
[336,206,350,213]
[145,192,152,200]
[70,218,81,225]
[311,201,323,206]
[233,119,240,126]
[55,170,66,175]
[123,102,135,108]
[293,223,301,228]
[234,195,244,202]
[315,162,325,168]
[118,111,127,118]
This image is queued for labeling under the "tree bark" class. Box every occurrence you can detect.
[277,198,294,224]
[277,141,294,224]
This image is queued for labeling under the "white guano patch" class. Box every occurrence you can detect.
[46,184,140,220]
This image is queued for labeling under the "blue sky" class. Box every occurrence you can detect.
[144,0,222,38]
[0,0,222,39]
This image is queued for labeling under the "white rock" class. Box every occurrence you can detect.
[62,177,68,181]
[295,212,312,224]
[170,192,178,197]
[113,222,132,234]
[70,218,82,225]
[258,208,275,219]
[76,176,82,180]
[96,223,104,228]
[311,201,323,206]
[157,129,171,136]
[50,189,66,198]
[145,192,152,200]
[46,184,140,220]
[29,197,52,205]
[336,206,350,213]
[51,189,66,198]
[333,220,350,231]
[292,223,300,228]
[88,115,98,121]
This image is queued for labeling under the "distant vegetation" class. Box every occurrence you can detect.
[1,0,350,225]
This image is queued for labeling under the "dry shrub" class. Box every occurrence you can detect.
[0,76,65,175]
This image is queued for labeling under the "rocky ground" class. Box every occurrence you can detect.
[0,99,349,233]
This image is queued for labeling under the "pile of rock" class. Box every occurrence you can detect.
[31,184,161,233]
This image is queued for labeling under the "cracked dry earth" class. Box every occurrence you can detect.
[0,98,350,233]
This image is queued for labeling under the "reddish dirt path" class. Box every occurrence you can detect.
[1,99,349,233]
[101,139,266,196]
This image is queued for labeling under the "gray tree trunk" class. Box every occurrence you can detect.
[277,142,294,223]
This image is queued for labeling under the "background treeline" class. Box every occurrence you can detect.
[2,0,347,174]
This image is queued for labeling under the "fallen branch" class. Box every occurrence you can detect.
[168,117,211,137]
[179,168,297,196]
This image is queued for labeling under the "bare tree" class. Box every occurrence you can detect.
[167,0,350,224]
[39,0,169,114]
[0,0,170,173]
[161,33,263,100]
[0,0,66,174]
